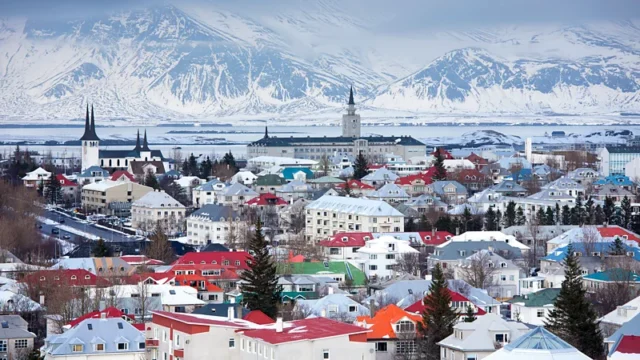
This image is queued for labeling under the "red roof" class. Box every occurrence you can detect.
[68,307,135,327]
[597,226,640,243]
[238,317,368,344]
[56,174,77,187]
[111,170,135,182]
[615,335,640,354]
[395,173,433,186]
[246,193,288,206]
[368,164,386,170]
[175,251,253,270]
[25,269,110,287]
[404,290,486,315]
[152,311,250,328]
[335,179,374,190]
[243,310,275,325]
[318,232,373,248]
[417,231,454,246]
[466,153,488,165]
[431,148,454,160]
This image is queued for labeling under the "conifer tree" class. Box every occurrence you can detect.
[143,170,160,190]
[609,236,626,255]
[353,153,369,180]
[463,305,476,323]
[621,196,632,229]
[45,172,63,205]
[187,153,198,176]
[555,202,562,225]
[484,207,497,231]
[594,204,605,225]
[462,207,473,232]
[515,206,525,226]
[419,214,432,232]
[432,148,447,181]
[417,264,458,359]
[536,207,546,225]
[584,197,595,225]
[561,205,571,225]
[495,209,502,230]
[504,201,517,228]
[92,238,111,257]
[545,244,604,359]
[181,159,189,176]
[223,151,237,169]
[574,194,584,225]
[435,215,454,234]
[240,220,282,319]
[145,221,175,264]
[603,196,615,223]
[545,206,555,226]
[405,218,417,232]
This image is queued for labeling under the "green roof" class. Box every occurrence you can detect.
[583,268,640,282]
[255,174,287,186]
[281,291,317,300]
[308,176,345,184]
[507,288,561,307]
[277,261,366,286]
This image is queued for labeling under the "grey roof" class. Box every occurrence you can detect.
[132,191,184,208]
[278,180,312,193]
[502,225,578,240]
[44,318,145,356]
[0,315,34,339]
[308,176,345,184]
[190,204,238,221]
[429,180,468,196]
[438,314,529,351]
[78,166,109,178]
[528,189,574,201]
[249,135,424,147]
[362,168,399,182]
[191,303,250,318]
[431,242,523,261]
[492,180,527,193]
[306,195,404,217]
[594,184,634,197]
[406,194,446,207]
[221,182,258,196]
[196,179,226,191]
[606,146,640,154]
[297,294,370,321]
[395,204,420,217]
[370,183,409,199]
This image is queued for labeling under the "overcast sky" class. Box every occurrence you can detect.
[2,0,638,30]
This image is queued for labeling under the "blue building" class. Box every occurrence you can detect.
[600,147,640,176]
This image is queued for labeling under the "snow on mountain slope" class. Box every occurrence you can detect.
[0,2,638,122]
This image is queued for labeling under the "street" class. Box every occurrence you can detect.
[39,210,140,243]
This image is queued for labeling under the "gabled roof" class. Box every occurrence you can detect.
[362,168,399,182]
[24,269,111,287]
[45,318,144,356]
[438,314,529,352]
[306,195,404,217]
[189,204,239,221]
[507,288,561,307]
[355,304,422,339]
[238,317,369,344]
[129,160,166,175]
[431,241,523,261]
[612,335,640,355]
[308,176,345,184]
[221,182,258,196]
[370,183,410,199]
[56,174,77,187]
[281,167,313,180]
[255,174,288,186]
[246,193,288,206]
[395,172,433,186]
[492,180,527,193]
[78,166,110,178]
[132,191,184,209]
[195,179,226,191]
[335,179,374,190]
[404,289,486,315]
[174,251,252,270]
[68,307,135,328]
[110,170,135,182]
[318,232,373,248]
[429,180,467,195]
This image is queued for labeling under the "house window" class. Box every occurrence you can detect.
[396,320,415,333]
[537,309,545,317]
[72,344,83,352]
[117,343,128,350]
[329,248,340,255]
[495,334,508,343]
[15,339,28,349]
[348,305,357,312]
[323,350,330,359]
[467,356,477,360]
[396,341,416,354]
[386,254,395,260]
[229,338,235,348]
[95,343,105,351]
[375,342,388,352]
[369,265,378,270]
[176,335,181,346]
[370,255,377,260]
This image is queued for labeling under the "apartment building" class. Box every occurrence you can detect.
[352,236,420,279]
[81,180,153,215]
[305,195,404,241]
[131,190,186,234]
[186,204,241,246]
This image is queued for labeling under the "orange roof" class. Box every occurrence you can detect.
[243,310,275,325]
[356,304,422,339]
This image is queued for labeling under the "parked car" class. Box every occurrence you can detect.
[51,228,59,235]
[63,235,71,240]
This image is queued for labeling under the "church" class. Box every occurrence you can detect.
[246,87,426,161]
[80,105,166,172]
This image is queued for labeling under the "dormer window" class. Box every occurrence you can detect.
[40,276,46,281]
[71,275,77,280]
[500,263,507,268]
[117,343,129,350]
[84,275,91,280]
[395,320,415,333]
[495,334,509,343]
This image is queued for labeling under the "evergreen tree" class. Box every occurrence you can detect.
[545,244,605,359]
[495,209,502,230]
[462,207,473,232]
[555,202,562,225]
[545,206,555,226]
[603,196,615,224]
[45,172,63,205]
[187,153,198,176]
[419,214,432,232]
[199,157,213,179]
[561,205,571,225]
[584,197,595,225]
[594,205,606,226]
[405,218,417,232]
[92,238,111,257]
[240,220,282,319]
[435,215,453,234]
[161,179,190,206]
[609,236,626,255]
[353,153,369,180]
[515,206,525,226]
[621,196,632,229]
[181,159,189,176]
[484,207,497,231]
[536,207,546,225]
[432,148,447,181]
[223,151,237,169]
[463,305,476,323]
[504,201,516,228]
[417,264,458,359]
[574,195,584,225]
[143,170,160,190]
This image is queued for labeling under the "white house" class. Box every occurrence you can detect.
[186,204,241,246]
[231,171,258,186]
[442,231,530,251]
[22,167,51,188]
[507,288,560,326]
[454,249,522,299]
[192,179,227,208]
[131,190,186,234]
[216,183,259,208]
[175,176,205,201]
[353,236,419,279]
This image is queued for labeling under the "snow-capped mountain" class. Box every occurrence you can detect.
[0,1,639,122]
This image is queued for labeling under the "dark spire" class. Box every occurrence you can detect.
[142,130,150,151]
[134,129,141,151]
[80,103,100,141]
[348,86,355,106]
[264,125,269,139]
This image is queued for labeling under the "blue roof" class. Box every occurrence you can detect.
[511,168,532,182]
[543,242,640,262]
[582,268,640,282]
[78,166,110,177]
[594,175,635,187]
[197,179,225,191]
[505,326,573,351]
[281,167,314,180]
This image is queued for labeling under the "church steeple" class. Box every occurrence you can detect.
[264,126,269,139]
[348,86,355,105]
[134,129,141,151]
[80,103,100,141]
[142,130,150,151]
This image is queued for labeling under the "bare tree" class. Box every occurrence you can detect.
[456,251,497,291]
[395,252,423,277]
[132,281,153,322]
[144,221,175,263]
[319,154,331,177]
[581,226,600,257]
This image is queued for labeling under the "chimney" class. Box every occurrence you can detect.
[369,299,377,317]
[100,312,106,319]
[432,228,436,237]
[39,294,45,305]
[456,227,460,236]
[99,300,106,311]
[275,317,283,333]
[235,304,243,319]
[320,309,326,318]
[228,306,235,320]
[328,286,334,295]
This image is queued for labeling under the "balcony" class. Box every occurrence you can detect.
[174,349,184,358]
[145,339,159,347]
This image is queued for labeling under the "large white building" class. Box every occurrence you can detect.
[186,204,241,246]
[79,105,166,172]
[305,196,405,241]
[246,89,426,161]
[131,190,186,235]
[353,236,420,279]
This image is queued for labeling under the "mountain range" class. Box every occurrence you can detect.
[0,1,639,123]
